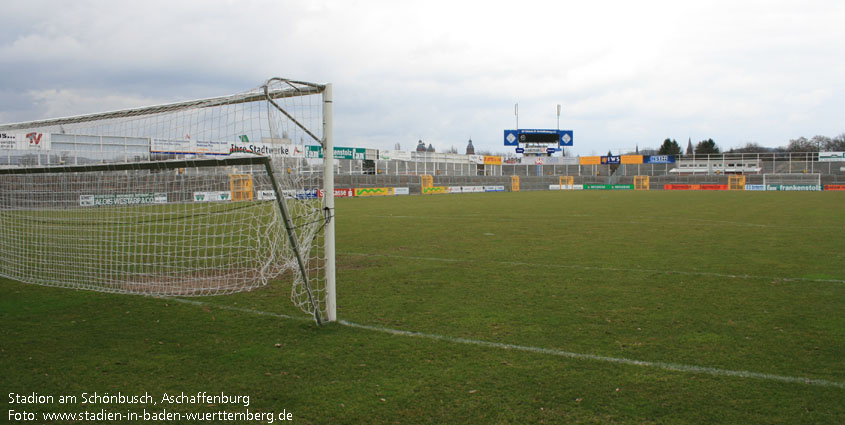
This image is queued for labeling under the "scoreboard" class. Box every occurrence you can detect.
[504,129,573,147]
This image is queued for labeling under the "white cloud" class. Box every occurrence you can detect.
[1,0,843,154]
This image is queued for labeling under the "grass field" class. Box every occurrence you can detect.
[2,191,843,424]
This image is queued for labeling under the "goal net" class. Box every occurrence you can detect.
[0,78,336,323]
[762,173,821,191]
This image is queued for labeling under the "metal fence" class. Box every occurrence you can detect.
[3,134,842,179]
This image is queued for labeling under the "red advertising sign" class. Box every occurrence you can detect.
[699,184,728,190]
[318,188,355,198]
[664,184,697,190]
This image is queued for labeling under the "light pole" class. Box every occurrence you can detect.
[556,104,561,130]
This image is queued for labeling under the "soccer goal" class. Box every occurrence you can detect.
[0,78,336,323]
[762,173,821,191]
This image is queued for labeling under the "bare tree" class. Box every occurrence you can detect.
[824,133,845,151]
[809,135,832,151]
[786,136,817,152]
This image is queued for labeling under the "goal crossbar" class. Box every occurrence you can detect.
[0,80,324,133]
[0,156,267,175]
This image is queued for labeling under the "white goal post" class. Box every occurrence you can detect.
[0,78,336,323]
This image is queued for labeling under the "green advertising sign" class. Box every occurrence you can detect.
[306,145,366,160]
[765,184,822,191]
[583,184,634,190]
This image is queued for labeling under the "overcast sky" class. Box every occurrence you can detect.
[1,0,843,155]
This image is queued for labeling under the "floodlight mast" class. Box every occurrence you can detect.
[557,104,561,130]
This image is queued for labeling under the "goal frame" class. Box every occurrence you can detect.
[0,78,337,323]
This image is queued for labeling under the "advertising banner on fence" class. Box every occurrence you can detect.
[229,141,305,157]
[394,187,410,195]
[306,145,366,160]
[819,152,845,162]
[644,155,675,164]
[152,137,307,157]
[0,133,14,150]
[663,184,727,190]
[461,186,485,193]
[584,184,633,190]
[378,150,413,161]
[288,189,319,199]
[448,186,463,193]
[354,187,395,197]
[484,186,505,192]
[468,155,485,164]
[264,189,320,199]
[745,185,766,191]
[600,156,621,165]
[193,191,231,202]
[579,156,601,165]
[549,185,583,190]
[766,185,822,191]
[80,193,167,206]
[0,132,51,151]
[665,184,697,190]
[152,138,229,155]
[824,185,845,191]
[315,188,355,198]
[483,156,502,165]
[621,155,644,164]
[422,186,449,195]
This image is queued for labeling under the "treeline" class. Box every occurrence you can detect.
[635,133,845,156]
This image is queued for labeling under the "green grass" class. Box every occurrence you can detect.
[1,191,843,424]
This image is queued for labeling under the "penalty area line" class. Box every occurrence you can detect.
[166,297,844,389]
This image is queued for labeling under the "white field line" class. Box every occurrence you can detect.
[339,320,845,389]
[341,252,845,284]
[167,297,845,389]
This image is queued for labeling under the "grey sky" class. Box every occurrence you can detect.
[1,0,842,155]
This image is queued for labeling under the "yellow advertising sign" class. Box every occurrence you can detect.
[580,156,601,165]
[483,156,502,165]
[422,186,449,195]
[621,155,644,164]
[354,187,395,197]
